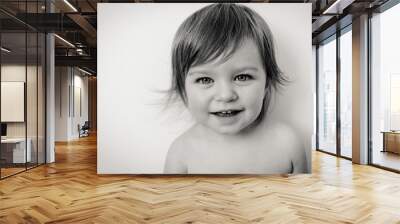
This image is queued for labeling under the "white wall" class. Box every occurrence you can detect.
[55,67,89,141]
[55,67,69,141]
[98,3,313,174]
[72,73,89,138]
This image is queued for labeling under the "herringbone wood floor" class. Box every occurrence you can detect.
[1,134,400,223]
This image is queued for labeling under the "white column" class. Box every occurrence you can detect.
[45,0,56,163]
[352,14,369,164]
[46,33,55,163]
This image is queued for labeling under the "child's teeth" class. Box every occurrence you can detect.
[216,110,236,116]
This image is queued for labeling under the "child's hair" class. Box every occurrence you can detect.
[170,3,286,124]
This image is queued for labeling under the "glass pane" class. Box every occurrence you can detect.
[340,29,352,158]
[318,37,337,154]
[27,31,38,169]
[371,3,400,171]
[38,33,45,165]
[1,32,27,178]
[312,46,317,150]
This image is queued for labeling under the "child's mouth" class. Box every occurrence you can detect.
[211,109,243,117]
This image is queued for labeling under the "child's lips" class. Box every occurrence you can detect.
[210,109,244,117]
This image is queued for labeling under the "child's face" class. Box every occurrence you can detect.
[184,39,266,135]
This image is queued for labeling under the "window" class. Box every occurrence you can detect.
[317,36,337,154]
[340,28,352,158]
[371,2,400,171]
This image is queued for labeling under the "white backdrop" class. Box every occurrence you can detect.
[98,3,313,174]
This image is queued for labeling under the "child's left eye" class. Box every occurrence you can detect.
[234,74,252,81]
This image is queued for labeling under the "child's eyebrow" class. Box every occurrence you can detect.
[232,66,260,73]
[187,69,213,76]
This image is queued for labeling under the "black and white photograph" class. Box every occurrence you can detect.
[97,3,313,174]
[4,0,400,222]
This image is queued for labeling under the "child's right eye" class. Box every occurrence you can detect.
[195,77,214,85]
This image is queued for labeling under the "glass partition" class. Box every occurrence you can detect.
[0,1,46,179]
[339,28,352,158]
[27,31,38,169]
[317,36,337,155]
[1,31,28,177]
[38,32,45,165]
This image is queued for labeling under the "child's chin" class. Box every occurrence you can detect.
[212,126,244,135]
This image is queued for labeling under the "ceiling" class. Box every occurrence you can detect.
[0,0,390,75]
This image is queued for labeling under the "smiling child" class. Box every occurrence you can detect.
[164,3,307,174]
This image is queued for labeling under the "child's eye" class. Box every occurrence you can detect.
[195,77,214,85]
[234,74,253,82]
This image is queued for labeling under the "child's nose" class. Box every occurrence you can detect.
[215,82,238,102]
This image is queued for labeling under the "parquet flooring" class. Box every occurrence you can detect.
[1,134,400,223]
[0,167,25,178]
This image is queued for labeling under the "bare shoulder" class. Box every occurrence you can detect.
[269,122,308,173]
[163,128,195,174]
